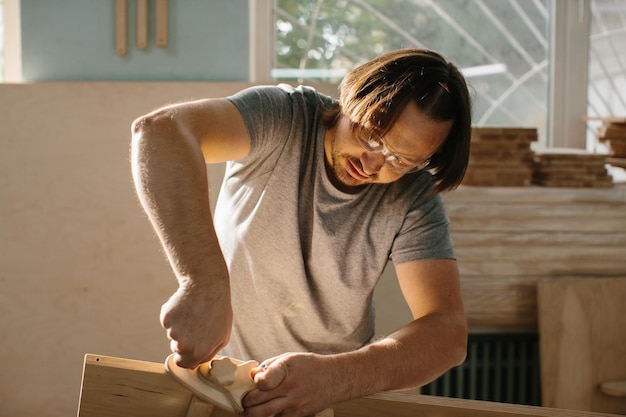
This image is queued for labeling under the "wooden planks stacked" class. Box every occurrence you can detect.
[463,127,537,186]
[597,117,626,169]
[444,186,626,331]
[532,148,612,188]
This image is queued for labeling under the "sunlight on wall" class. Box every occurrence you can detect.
[0,0,5,81]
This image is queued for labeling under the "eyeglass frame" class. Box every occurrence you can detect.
[353,127,433,174]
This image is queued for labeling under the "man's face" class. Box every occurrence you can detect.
[323,100,453,192]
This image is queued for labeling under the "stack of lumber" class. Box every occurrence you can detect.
[596,117,626,169]
[462,127,536,186]
[532,148,612,188]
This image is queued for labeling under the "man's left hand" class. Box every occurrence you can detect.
[241,352,341,417]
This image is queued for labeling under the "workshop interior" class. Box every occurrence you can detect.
[0,1,625,416]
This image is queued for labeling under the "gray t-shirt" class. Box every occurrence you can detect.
[214,84,454,361]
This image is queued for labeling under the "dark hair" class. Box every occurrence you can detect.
[321,48,472,193]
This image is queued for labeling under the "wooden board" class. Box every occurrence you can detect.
[78,354,227,417]
[136,0,148,49]
[607,157,626,169]
[597,121,626,157]
[115,0,128,56]
[532,149,612,188]
[155,0,169,47]
[538,278,626,414]
[77,354,622,417]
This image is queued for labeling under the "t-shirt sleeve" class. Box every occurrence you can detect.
[390,191,455,264]
[227,85,294,159]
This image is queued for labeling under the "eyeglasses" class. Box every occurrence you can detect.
[355,130,432,174]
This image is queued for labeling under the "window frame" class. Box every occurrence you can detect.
[549,0,590,149]
[249,0,274,83]
[2,0,22,82]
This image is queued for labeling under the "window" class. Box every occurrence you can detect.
[0,0,21,82]
[269,0,626,155]
[273,0,550,144]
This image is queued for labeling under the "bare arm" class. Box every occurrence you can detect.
[333,259,467,394]
[242,259,467,417]
[130,98,250,368]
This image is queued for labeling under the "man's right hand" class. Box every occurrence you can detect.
[160,281,233,369]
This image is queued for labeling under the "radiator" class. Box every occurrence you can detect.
[421,333,542,406]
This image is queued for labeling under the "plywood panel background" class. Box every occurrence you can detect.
[444,186,626,330]
[538,278,626,414]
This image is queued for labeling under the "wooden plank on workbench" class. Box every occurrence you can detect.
[77,354,229,417]
[334,391,621,417]
[78,354,622,417]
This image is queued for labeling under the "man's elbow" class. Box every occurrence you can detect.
[131,113,153,152]
[131,108,176,147]
[450,314,468,367]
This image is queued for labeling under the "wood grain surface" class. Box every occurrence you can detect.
[444,186,626,329]
[538,278,626,414]
[78,354,623,417]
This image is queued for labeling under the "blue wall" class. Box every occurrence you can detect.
[20,0,249,81]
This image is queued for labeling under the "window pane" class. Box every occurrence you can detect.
[587,0,626,140]
[588,0,626,118]
[274,0,550,144]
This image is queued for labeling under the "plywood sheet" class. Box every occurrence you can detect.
[538,278,626,414]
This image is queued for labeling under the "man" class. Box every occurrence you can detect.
[131,48,472,417]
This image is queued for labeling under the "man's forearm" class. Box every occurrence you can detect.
[331,310,467,400]
[130,111,229,288]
